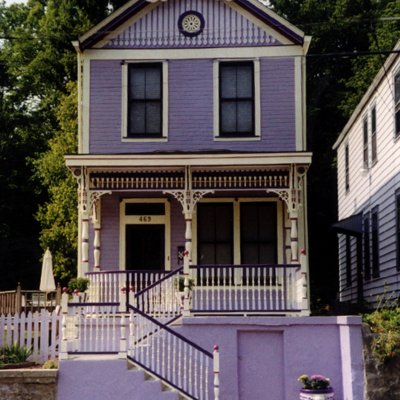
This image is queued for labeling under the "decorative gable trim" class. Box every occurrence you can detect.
[78,0,304,51]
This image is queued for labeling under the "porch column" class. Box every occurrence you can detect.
[89,192,111,272]
[164,166,213,316]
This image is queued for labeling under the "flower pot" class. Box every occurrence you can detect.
[299,388,334,400]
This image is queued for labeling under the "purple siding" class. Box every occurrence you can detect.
[105,0,281,49]
[89,58,296,153]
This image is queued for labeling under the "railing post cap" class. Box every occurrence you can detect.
[214,345,219,352]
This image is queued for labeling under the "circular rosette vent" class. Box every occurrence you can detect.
[178,11,205,37]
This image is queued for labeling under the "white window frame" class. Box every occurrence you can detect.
[213,59,261,141]
[121,61,168,142]
[192,197,283,265]
[119,198,171,271]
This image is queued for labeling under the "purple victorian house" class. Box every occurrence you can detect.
[58,1,365,399]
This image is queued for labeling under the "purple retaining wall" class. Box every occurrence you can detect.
[57,317,364,400]
[89,57,295,154]
[173,316,364,400]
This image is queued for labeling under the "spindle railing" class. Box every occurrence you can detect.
[134,267,183,323]
[189,264,302,313]
[86,270,167,307]
[128,305,212,400]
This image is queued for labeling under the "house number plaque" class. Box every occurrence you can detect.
[139,216,152,223]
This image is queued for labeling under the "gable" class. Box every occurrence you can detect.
[103,0,281,49]
[79,0,305,50]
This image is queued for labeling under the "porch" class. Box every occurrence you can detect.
[85,263,307,315]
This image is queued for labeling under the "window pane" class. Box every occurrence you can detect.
[220,65,236,98]
[145,67,161,99]
[146,102,161,134]
[237,65,252,98]
[129,102,145,134]
[221,101,237,132]
[259,243,276,264]
[396,109,400,136]
[216,244,233,264]
[395,72,400,105]
[237,101,253,132]
[130,68,146,99]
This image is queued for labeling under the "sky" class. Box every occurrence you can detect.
[5,0,26,5]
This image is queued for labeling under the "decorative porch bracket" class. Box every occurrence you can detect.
[72,167,111,276]
[267,164,307,264]
[164,166,214,315]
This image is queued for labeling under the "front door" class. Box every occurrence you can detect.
[125,225,165,270]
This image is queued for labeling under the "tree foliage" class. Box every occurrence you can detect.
[0,0,122,288]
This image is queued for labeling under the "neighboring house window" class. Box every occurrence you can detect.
[345,144,350,192]
[395,71,400,137]
[214,60,260,139]
[122,62,168,140]
[363,115,368,169]
[128,63,162,137]
[371,105,377,164]
[363,214,370,281]
[371,207,380,278]
[396,191,400,271]
[345,235,352,287]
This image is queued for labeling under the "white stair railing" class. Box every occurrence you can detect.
[128,306,213,400]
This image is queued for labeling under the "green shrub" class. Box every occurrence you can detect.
[364,306,400,362]
[67,277,89,294]
[0,344,33,364]
[175,276,195,292]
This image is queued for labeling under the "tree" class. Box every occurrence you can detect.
[0,0,123,288]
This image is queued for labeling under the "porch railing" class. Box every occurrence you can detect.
[128,305,213,400]
[135,267,183,323]
[189,264,302,313]
[63,302,123,354]
[86,270,167,306]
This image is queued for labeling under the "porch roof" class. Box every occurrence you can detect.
[65,152,312,169]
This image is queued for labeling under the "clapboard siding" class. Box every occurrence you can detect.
[89,57,296,153]
[336,50,400,306]
[104,0,281,49]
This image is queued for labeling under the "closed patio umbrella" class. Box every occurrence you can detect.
[40,248,56,292]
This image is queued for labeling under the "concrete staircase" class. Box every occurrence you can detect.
[57,356,185,400]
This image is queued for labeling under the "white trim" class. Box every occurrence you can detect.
[213,59,261,139]
[66,152,312,168]
[82,58,91,153]
[81,46,305,61]
[192,197,283,265]
[119,198,171,271]
[121,60,168,141]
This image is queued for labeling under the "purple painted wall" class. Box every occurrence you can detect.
[92,194,185,272]
[89,57,296,154]
[175,316,364,400]
[57,316,364,400]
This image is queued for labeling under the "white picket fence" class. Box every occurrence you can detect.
[0,309,62,363]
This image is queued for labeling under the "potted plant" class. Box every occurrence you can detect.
[67,277,90,302]
[298,374,334,400]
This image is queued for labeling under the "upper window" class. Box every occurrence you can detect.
[220,62,254,136]
[122,62,168,141]
[371,105,377,164]
[362,115,368,169]
[214,60,260,139]
[395,71,400,137]
[128,63,162,137]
